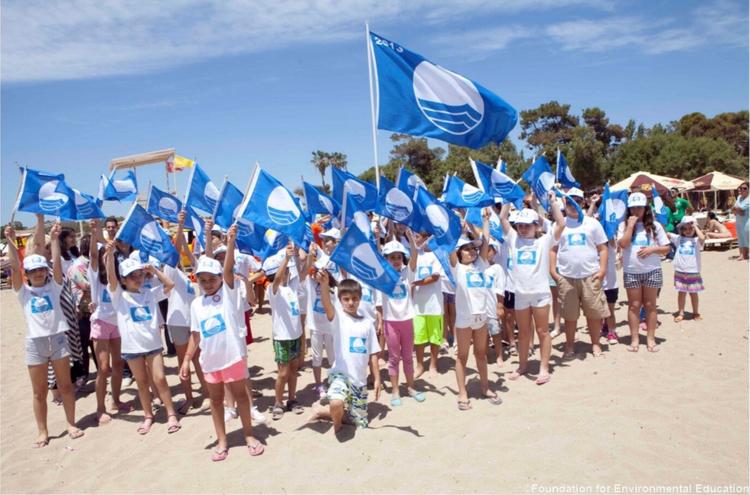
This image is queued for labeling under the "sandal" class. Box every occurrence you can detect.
[137,416,154,435]
[211,448,229,462]
[247,442,265,456]
[167,414,182,434]
[508,370,526,381]
[32,438,49,449]
[96,412,112,425]
[68,428,84,439]
[286,400,303,415]
[484,393,503,405]
[390,397,402,407]
[408,391,426,403]
[562,351,576,361]
[627,345,639,353]
[647,345,660,353]
[271,405,284,421]
[674,314,684,323]
[457,400,472,411]
[535,375,551,386]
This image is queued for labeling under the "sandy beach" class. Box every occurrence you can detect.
[1,249,747,494]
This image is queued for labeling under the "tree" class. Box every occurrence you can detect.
[674,111,749,157]
[581,107,625,151]
[519,101,580,156]
[310,150,347,189]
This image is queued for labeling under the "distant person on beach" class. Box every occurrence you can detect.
[668,216,705,322]
[732,181,749,260]
[704,212,733,239]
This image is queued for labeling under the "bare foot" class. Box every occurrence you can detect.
[592,345,603,357]
[693,313,703,321]
[96,412,112,425]
[68,427,84,439]
[414,366,425,379]
[508,368,527,380]
[428,368,439,378]
[33,433,49,449]
[674,313,684,322]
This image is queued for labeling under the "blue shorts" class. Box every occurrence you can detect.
[121,347,163,362]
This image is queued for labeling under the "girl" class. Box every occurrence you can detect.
[105,243,181,434]
[617,192,671,353]
[377,233,426,406]
[669,216,705,322]
[449,209,501,409]
[484,240,506,367]
[180,225,264,461]
[88,220,127,424]
[732,181,749,261]
[704,212,732,239]
[499,193,564,386]
[6,223,83,447]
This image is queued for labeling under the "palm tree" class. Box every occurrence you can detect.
[311,150,348,189]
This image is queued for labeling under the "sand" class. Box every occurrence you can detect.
[1,250,748,494]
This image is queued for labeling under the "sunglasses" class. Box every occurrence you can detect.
[740,187,748,191]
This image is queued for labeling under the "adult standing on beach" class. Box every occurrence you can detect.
[732,181,749,261]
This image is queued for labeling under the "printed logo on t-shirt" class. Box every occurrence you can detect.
[200,314,227,338]
[633,234,650,247]
[567,233,587,246]
[129,306,152,322]
[289,300,300,316]
[506,257,513,269]
[679,241,695,256]
[485,275,495,289]
[349,336,367,354]
[101,288,112,303]
[361,287,373,303]
[313,297,326,314]
[465,272,485,288]
[186,283,195,296]
[391,283,407,300]
[516,250,537,266]
[417,265,433,280]
[30,295,53,314]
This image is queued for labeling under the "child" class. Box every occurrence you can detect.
[602,240,621,345]
[617,192,671,353]
[179,225,264,461]
[669,216,705,321]
[266,244,304,420]
[484,240,506,367]
[377,235,426,406]
[6,223,84,447]
[105,243,181,434]
[308,274,381,433]
[499,193,564,386]
[412,232,445,378]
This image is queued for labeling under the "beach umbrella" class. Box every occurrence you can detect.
[690,171,744,191]
[610,172,693,194]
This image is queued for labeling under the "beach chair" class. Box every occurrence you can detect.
[703,221,737,250]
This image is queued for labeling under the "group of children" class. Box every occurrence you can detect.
[7,186,707,459]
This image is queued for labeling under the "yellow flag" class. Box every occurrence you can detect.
[173,155,195,170]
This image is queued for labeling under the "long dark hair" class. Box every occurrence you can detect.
[627,205,657,240]
[59,228,79,260]
[79,235,91,260]
[97,247,110,285]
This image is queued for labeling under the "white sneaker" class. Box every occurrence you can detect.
[251,406,266,424]
[224,406,238,422]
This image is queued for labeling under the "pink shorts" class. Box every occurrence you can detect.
[91,319,120,340]
[204,359,248,384]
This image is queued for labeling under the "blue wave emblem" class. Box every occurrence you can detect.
[461,189,485,204]
[352,257,378,280]
[30,295,53,314]
[102,289,111,303]
[40,197,68,212]
[77,202,94,216]
[200,314,227,338]
[268,206,298,226]
[204,197,217,212]
[313,297,326,314]
[385,202,411,221]
[130,306,152,322]
[141,236,163,256]
[418,99,482,134]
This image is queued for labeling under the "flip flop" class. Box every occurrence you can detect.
[457,400,472,411]
[409,391,426,403]
[535,375,551,386]
[137,416,154,435]
[508,370,525,381]
[674,314,684,322]
[167,414,182,433]
[286,400,304,415]
[390,397,402,407]
[68,428,84,439]
[96,412,112,425]
[211,449,229,462]
[247,442,265,457]
[32,439,49,449]
[562,351,576,361]
[484,393,503,405]
[647,345,660,353]
[271,405,284,421]
[627,345,639,353]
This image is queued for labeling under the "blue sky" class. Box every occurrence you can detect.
[2,0,748,225]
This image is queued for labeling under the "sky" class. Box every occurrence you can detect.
[2,0,748,225]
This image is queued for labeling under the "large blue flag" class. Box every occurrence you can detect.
[396,167,426,197]
[598,183,629,240]
[556,150,580,189]
[238,165,306,246]
[370,31,517,149]
[465,206,504,242]
[376,180,424,231]
[116,204,179,267]
[100,170,138,202]
[184,164,220,215]
[331,167,378,212]
[554,189,585,224]
[651,184,670,226]
[185,205,206,251]
[443,175,494,209]
[212,180,267,254]
[330,221,399,297]
[496,158,508,174]
[521,156,556,210]
[379,174,395,193]
[414,186,461,250]
[15,167,77,219]
[470,158,525,208]
[72,188,105,220]
[303,182,339,217]
[428,241,456,289]
[146,185,182,224]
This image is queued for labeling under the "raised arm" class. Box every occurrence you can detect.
[49,222,63,285]
[176,211,196,269]
[314,270,335,322]
[587,194,600,218]
[204,218,214,259]
[28,214,46,256]
[89,219,100,271]
[405,228,418,271]
[499,203,512,235]
[4,225,23,291]
[271,243,293,294]
[479,208,490,262]
[549,192,565,242]
[224,224,237,288]
[104,242,118,292]
[146,264,175,296]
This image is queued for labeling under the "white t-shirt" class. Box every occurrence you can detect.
[506,229,553,296]
[413,252,444,316]
[305,277,334,335]
[483,263,504,319]
[618,222,669,274]
[452,258,490,318]
[378,266,415,321]
[111,285,168,354]
[556,216,608,279]
[190,283,246,372]
[498,242,514,293]
[164,266,197,327]
[88,266,118,325]
[17,280,69,338]
[350,276,379,320]
[669,234,703,274]
[603,243,619,291]
[269,284,303,341]
[234,252,261,279]
[330,308,380,388]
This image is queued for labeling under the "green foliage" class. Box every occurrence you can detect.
[310,150,347,188]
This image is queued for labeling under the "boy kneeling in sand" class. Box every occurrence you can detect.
[308,272,381,433]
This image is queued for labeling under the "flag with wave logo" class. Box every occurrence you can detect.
[369,30,517,149]
[414,186,461,250]
[376,180,424,231]
[396,167,426,197]
[521,156,556,210]
[465,206,504,242]
[116,203,179,267]
[237,165,306,246]
[212,179,268,255]
[331,167,378,212]
[303,182,339,217]
[651,183,670,227]
[100,170,138,202]
[470,158,525,208]
[184,164,220,215]
[72,188,105,220]
[556,150,580,189]
[14,167,77,219]
[597,183,629,240]
[442,175,494,209]
[146,185,183,224]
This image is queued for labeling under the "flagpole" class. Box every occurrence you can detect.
[365,22,380,190]
[9,167,26,224]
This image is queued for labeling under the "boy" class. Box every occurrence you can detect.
[308,272,381,433]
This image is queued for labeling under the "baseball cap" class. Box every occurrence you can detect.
[119,258,144,277]
[515,208,540,224]
[456,237,482,249]
[23,254,48,271]
[382,240,409,257]
[195,256,222,276]
[678,215,696,227]
[567,187,584,198]
[320,228,341,240]
[627,192,648,208]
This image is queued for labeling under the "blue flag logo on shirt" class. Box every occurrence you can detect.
[598,183,629,240]
[184,164,220,215]
[470,159,525,208]
[556,150,580,189]
[443,175,494,209]
[521,156,556,210]
[15,167,77,219]
[116,203,179,267]
[370,31,517,149]
[147,185,182,223]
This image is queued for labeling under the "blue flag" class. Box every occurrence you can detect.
[379,175,395,193]
[428,241,456,289]
[554,189,585,224]
[651,184,670,226]
[496,158,507,174]
[72,188,105,220]
[521,156,556,210]
[303,182,339,217]
[370,31,517,149]
[211,180,267,254]
[146,185,182,223]
[443,175,494,208]
[116,204,179,267]
[414,187,461,250]
[15,167,77,219]
[376,180,424,231]
[331,167,378,212]
[259,229,289,260]
[471,159,525,208]
[556,150,580,189]
[598,183,629,240]
[396,168,426,197]
[238,165,306,246]
[330,221,400,297]
[100,170,138,202]
[184,164,220,215]
[465,207,504,242]
[185,205,206,252]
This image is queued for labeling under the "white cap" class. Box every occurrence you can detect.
[567,187,584,198]
[488,239,501,252]
[195,256,222,276]
[678,215,696,227]
[627,192,648,208]
[213,245,227,255]
[119,258,144,277]
[515,208,540,224]
[262,251,285,276]
[320,228,341,240]
[129,251,161,268]
[23,254,48,271]
[211,224,224,234]
[508,211,520,223]
[456,237,482,249]
[382,240,409,257]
